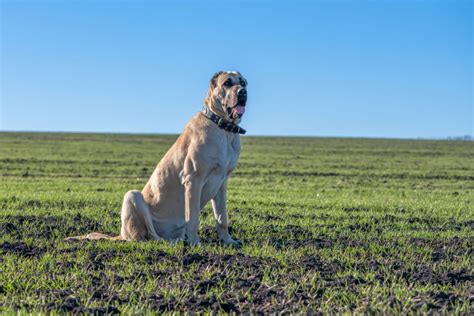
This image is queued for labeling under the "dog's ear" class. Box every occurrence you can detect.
[209,71,224,89]
[204,71,224,106]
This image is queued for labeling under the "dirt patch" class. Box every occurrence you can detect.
[1,222,17,234]
[148,294,241,312]
[46,296,120,315]
[142,252,284,312]
[231,223,325,249]
[397,266,473,285]
[299,256,342,277]
[404,216,472,231]
[181,252,275,269]
[1,214,103,239]
[198,222,331,249]
[1,241,46,258]
[2,216,472,313]
[409,237,473,259]
[6,241,473,313]
[342,206,370,213]
[411,290,471,312]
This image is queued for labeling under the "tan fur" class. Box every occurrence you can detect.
[66,71,247,245]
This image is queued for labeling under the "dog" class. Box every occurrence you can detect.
[66,71,247,245]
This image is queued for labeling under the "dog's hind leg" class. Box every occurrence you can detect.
[120,190,161,241]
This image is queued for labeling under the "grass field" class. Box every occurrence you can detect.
[1,132,473,314]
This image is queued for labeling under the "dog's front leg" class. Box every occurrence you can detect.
[211,181,241,245]
[184,177,202,246]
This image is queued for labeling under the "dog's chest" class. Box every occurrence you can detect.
[225,136,240,172]
[200,135,240,204]
[208,135,240,179]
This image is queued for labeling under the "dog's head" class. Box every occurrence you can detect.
[204,71,248,124]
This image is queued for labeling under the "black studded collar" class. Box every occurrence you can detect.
[201,107,246,135]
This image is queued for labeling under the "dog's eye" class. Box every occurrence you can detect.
[223,79,233,87]
[239,79,246,87]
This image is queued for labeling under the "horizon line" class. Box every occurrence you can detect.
[0,129,472,142]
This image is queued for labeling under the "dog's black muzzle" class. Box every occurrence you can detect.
[237,88,247,106]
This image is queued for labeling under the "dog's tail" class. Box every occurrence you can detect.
[64,232,123,242]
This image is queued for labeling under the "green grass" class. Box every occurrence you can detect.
[1,132,473,313]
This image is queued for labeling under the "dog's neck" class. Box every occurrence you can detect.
[202,106,246,135]
[208,102,228,120]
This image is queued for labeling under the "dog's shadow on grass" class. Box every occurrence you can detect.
[1,213,333,255]
[2,213,333,249]
[199,222,333,249]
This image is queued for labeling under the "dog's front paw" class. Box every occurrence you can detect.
[185,237,201,247]
[220,237,243,247]
[170,237,185,246]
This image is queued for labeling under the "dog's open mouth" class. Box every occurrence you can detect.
[228,104,246,119]
[226,88,247,120]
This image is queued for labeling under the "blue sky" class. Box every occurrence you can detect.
[1,0,472,138]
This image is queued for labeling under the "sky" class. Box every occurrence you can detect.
[0,0,472,138]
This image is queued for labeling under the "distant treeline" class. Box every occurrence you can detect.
[446,135,472,141]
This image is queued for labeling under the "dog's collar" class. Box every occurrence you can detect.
[201,107,246,135]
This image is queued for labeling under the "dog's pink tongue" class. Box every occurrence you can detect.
[234,105,246,115]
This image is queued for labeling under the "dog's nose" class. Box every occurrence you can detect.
[238,88,247,102]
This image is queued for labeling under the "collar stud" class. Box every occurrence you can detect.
[202,107,246,135]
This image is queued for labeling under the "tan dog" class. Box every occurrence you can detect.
[67,71,247,245]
